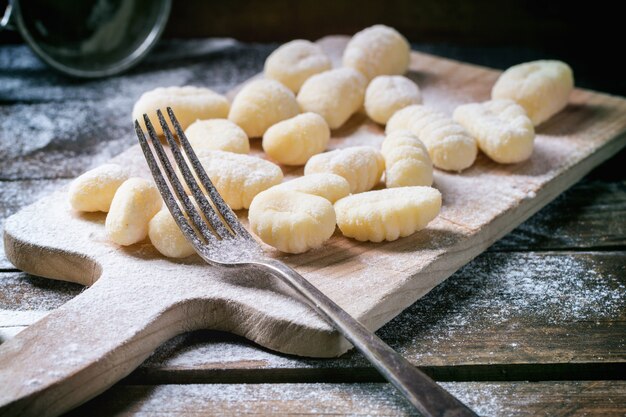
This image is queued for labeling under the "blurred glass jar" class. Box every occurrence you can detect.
[1,0,171,78]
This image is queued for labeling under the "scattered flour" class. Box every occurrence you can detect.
[0,39,274,180]
[1,41,623,404]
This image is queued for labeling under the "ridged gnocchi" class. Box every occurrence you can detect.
[342,25,410,81]
[105,178,163,246]
[334,186,442,242]
[68,164,130,212]
[269,173,350,203]
[264,40,332,93]
[228,79,300,137]
[453,99,535,164]
[381,130,433,188]
[304,146,385,194]
[297,68,367,129]
[262,112,330,166]
[133,86,230,135]
[386,105,477,172]
[185,119,249,155]
[195,151,283,210]
[365,75,422,124]
[385,103,422,133]
[249,189,336,254]
[149,209,195,259]
[492,60,574,126]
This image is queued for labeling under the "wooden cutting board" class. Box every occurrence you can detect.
[1,36,626,416]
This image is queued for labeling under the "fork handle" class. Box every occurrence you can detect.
[257,260,477,417]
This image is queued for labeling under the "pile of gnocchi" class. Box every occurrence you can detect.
[68,25,574,257]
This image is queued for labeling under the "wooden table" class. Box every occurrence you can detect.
[1,39,624,416]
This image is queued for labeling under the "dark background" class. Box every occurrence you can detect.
[159,0,615,47]
[0,0,622,95]
[0,0,619,45]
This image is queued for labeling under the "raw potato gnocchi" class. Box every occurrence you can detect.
[195,151,283,210]
[365,75,422,124]
[334,186,442,242]
[304,146,385,194]
[492,60,574,126]
[297,68,367,129]
[269,173,350,203]
[105,178,163,246]
[149,209,195,259]
[386,105,477,172]
[381,130,433,188]
[342,24,410,81]
[264,40,332,93]
[453,99,535,164]
[68,164,130,212]
[185,119,249,155]
[249,189,336,254]
[262,113,330,165]
[228,79,300,138]
[133,86,230,135]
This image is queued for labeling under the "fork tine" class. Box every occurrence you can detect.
[155,110,234,240]
[166,107,255,241]
[142,113,218,245]
[134,120,208,251]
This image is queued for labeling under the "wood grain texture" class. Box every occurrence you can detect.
[2,36,626,416]
[2,177,624,269]
[0,180,71,270]
[2,252,624,381]
[0,39,271,180]
[493,180,626,250]
[65,381,626,417]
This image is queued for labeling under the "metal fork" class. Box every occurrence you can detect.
[135,108,478,417]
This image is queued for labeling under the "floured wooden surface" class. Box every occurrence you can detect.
[4,36,626,359]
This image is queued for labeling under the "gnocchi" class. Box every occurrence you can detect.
[342,25,410,81]
[264,40,332,93]
[304,146,385,194]
[228,79,300,138]
[195,151,283,210]
[185,119,249,155]
[68,164,130,212]
[334,186,442,242]
[385,103,423,133]
[491,60,574,126]
[453,99,535,164]
[148,209,195,259]
[105,178,163,246]
[297,68,367,129]
[365,75,422,124]
[133,86,230,135]
[262,112,330,166]
[249,189,336,254]
[386,105,477,172]
[381,130,433,187]
[269,173,350,203]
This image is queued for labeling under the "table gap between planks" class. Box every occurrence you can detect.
[0,37,624,416]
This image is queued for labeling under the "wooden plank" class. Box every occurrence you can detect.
[0,39,264,102]
[2,252,623,380]
[0,179,70,269]
[493,179,626,250]
[65,381,626,417]
[0,39,267,180]
[135,251,626,380]
[0,272,82,310]
[0,100,137,180]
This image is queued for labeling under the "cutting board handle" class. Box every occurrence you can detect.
[0,274,186,417]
